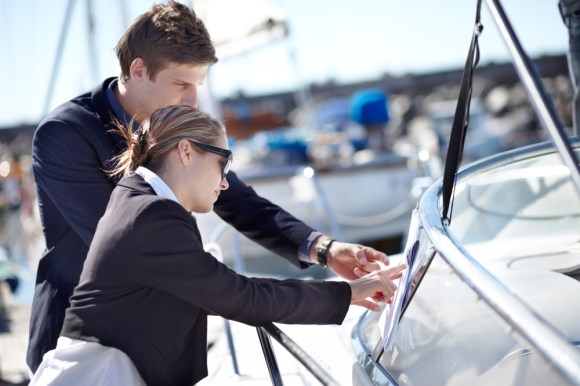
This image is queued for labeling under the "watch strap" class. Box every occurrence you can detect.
[316,238,336,268]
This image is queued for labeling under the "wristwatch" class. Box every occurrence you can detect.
[316,238,336,268]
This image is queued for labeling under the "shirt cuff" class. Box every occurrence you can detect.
[298,231,323,263]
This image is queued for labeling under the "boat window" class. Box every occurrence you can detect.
[375,253,572,386]
[449,148,580,259]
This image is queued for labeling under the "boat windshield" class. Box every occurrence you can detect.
[352,143,580,386]
[449,146,580,262]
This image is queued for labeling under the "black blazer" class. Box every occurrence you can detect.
[60,174,350,385]
[28,77,316,371]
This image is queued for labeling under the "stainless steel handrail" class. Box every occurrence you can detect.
[256,326,284,386]
[418,178,580,384]
[485,0,580,195]
[261,323,341,386]
[400,1,580,381]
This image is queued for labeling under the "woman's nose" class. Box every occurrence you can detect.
[220,176,229,190]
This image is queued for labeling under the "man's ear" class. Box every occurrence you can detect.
[177,139,192,165]
[129,58,148,82]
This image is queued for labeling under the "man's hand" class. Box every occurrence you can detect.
[312,238,390,280]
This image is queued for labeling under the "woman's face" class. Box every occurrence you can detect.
[186,135,230,213]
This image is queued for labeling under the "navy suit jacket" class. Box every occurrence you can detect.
[28,77,316,372]
[60,174,350,385]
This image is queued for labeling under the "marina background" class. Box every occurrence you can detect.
[0,1,575,383]
[0,0,569,127]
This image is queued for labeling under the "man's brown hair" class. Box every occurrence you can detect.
[116,0,218,82]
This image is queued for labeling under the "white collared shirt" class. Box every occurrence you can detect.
[135,166,180,203]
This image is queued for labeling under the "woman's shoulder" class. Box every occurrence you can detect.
[114,176,193,223]
[128,193,202,247]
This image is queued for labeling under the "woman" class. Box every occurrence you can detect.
[30,106,405,386]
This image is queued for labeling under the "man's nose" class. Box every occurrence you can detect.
[182,88,198,108]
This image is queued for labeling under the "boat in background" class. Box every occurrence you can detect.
[196,88,445,275]
[196,147,437,276]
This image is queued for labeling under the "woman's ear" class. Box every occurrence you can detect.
[177,139,192,166]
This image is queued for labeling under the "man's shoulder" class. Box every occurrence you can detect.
[41,93,93,123]
[37,78,115,132]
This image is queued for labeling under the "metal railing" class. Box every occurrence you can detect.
[412,2,580,380]
[485,0,580,194]
[418,145,580,384]
[257,323,341,386]
[402,0,580,383]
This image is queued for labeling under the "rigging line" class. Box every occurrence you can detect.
[0,1,12,58]
[86,0,99,85]
[119,0,130,30]
[42,0,77,117]
[0,1,14,111]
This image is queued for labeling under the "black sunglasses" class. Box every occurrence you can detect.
[190,141,233,179]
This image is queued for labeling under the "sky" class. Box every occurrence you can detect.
[0,0,569,128]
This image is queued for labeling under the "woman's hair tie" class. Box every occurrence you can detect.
[138,128,148,155]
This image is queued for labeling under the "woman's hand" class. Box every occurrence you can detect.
[349,263,406,311]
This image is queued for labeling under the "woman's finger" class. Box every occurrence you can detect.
[352,299,381,312]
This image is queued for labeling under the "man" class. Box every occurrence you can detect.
[28,0,389,373]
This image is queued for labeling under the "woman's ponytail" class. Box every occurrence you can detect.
[108,118,149,178]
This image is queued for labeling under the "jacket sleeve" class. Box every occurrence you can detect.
[32,116,116,246]
[131,201,351,326]
[213,171,315,268]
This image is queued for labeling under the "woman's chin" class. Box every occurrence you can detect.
[190,203,213,214]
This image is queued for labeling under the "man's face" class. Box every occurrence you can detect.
[139,62,209,118]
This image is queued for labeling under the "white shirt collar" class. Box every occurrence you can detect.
[135,166,180,204]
